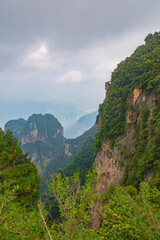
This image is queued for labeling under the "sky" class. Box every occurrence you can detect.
[0,0,160,113]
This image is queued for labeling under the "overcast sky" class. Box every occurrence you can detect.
[0,0,160,112]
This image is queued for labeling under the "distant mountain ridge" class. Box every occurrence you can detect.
[64,111,98,138]
[5,113,97,192]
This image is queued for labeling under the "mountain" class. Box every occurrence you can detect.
[64,111,98,138]
[5,114,64,176]
[20,113,63,145]
[94,32,160,204]
[5,113,97,192]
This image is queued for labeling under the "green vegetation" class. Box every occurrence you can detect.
[61,136,95,185]
[66,125,97,156]
[122,103,160,188]
[99,182,160,240]
[21,113,62,139]
[95,32,160,152]
[0,129,47,239]
[0,128,160,239]
[95,32,160,188]
[0,129,40,207]
[40,126,97,193]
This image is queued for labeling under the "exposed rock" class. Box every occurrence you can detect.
[144,170,155,182]
[96,88,155,195]
[65,143,72,157]
[133,87,142,104]
[105,81,110,99]
[92,87,156,228]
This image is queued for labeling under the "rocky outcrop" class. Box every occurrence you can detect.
[20,114,63,145]
[65,143,72,157]
[133,87,142,104]
[96,86,155,195]
[92,85,156,228]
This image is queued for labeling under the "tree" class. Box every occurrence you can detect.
[0,129,41,207]
[48,169,98,239]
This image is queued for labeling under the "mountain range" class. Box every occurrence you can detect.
[5,113,97,192]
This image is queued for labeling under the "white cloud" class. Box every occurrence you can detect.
[56,70,83,83]
[17,43,64,70]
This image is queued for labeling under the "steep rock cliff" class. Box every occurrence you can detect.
[92,32,160,229]
[19,114,64,175]
[95,32,160,195]
[20,113,63,145]
[96,87,156,195]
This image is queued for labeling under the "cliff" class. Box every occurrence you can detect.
[19,114,64,175]
[20,113,63,145]
[96,87,156,195]
[92,32,160,227]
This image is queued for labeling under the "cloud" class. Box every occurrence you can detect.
[57,70,83,83]
[0,0,160,112]
[17,43,65,70]
[0,0,158,50]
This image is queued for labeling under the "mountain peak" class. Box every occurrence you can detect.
[21,113,63,144]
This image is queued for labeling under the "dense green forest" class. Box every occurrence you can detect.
[1,32,160,239]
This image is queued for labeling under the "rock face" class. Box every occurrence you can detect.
[92,32,160,228]
[20,114,63,145]
[92,85,156,229]
[21,114,64,175]
[96,86,155,195]
[65,143,72,157]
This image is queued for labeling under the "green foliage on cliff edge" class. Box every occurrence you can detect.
[95,32,160,152]
[122,103,160,188]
